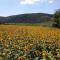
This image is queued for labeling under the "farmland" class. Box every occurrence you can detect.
[0,25,60,60]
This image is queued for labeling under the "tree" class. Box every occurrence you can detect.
[53,9,60,28]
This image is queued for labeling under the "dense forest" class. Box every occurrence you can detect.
[0,13,53,24]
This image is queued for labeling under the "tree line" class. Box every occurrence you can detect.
[53,9,60,28]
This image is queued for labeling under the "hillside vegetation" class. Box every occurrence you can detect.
[0,13,53,23]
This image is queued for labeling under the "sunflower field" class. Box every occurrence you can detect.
[0,25,60,60]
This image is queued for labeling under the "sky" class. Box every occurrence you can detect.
[0,0,60,16]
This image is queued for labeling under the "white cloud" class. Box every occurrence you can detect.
[49,0,54,3]
[20,0,40,5]
[20,0,55,5]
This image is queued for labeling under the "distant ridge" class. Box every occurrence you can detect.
[0,13,53,23]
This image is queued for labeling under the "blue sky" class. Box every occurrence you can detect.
[0,0,60,16]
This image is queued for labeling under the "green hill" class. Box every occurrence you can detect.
[0,13,53,24]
